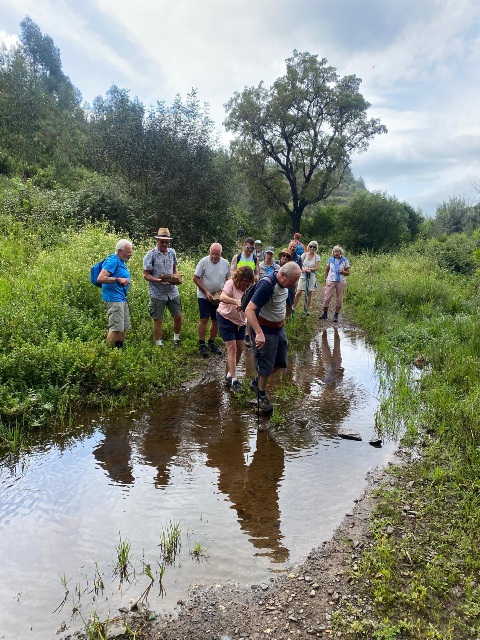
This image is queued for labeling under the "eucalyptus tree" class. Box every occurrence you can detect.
[224,50,387,232]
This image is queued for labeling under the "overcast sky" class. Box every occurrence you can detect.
[1,0,479,215]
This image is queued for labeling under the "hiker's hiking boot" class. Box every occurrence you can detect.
[249,377,258,391]
[199,343,209,358]
[258,393,273,413]
[333,312,339,323]
[320,311,328,320]
[224,375,232,387]
[231,379,243,394]
[208,342,221,354]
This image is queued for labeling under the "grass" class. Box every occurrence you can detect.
[330,246,480,639]
[0,218,208,437]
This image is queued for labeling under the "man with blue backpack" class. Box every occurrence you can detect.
[96,239,133,349]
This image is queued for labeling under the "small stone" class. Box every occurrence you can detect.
[337,428,362,441]
[309,590,316,597]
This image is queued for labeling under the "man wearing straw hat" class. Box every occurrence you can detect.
[143,227,183,346]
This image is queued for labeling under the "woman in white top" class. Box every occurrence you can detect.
[320,245,350,323]
[292,241,320,315]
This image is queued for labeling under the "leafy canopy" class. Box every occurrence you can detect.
[224,50,387,232]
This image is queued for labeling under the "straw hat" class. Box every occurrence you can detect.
[278,247,292,259]
[153,227,173,240]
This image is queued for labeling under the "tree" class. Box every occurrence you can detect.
[338,191,411,252]
[224,50,386,232]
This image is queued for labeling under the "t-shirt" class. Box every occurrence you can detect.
[194,256,231,299]
[101,254,130,302]
[251,274,287,331]
[231,252,257,272]
[216,279,247,326]
[258,261,279,278]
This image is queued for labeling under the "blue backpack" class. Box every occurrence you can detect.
[90,259,105,287]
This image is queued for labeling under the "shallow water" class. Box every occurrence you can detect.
[0,327,396,638]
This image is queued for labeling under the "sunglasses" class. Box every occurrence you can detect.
[245,244,254,249]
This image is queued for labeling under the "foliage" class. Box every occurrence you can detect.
[425,195,480,236]
[225,50,386,232]
[333,244,480,639]
[0,217,207,432]
[337,190,412,252]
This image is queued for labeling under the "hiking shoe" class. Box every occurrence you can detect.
[231,379,244,394]
[208,342,221,354]
[249,377,258,391]
[224,375,232,387]
[258,393,273,413]
[333,313,339,323]
[320,312,328,320]
[199,343,209,358]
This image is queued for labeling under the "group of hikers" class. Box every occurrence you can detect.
[97,228,350,413]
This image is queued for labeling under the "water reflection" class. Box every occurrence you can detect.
[206,424,287,562]
[93,423,134,486]
[0,327,397,640]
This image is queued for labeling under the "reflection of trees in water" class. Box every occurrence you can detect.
[206,426,288,563]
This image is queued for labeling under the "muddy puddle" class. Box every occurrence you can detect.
[0,327,396,638]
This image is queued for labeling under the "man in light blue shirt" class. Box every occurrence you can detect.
[97,239,133,349]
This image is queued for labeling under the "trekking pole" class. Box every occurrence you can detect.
[304,272,310,314]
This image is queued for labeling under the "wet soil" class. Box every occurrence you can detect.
[68,310,400,640]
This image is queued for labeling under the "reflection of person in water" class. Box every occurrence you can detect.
[206,426,288,562]
[93,422,134,486]
[140,422,181,489]
[322,328,344,386]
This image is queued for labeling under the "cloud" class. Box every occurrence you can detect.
[1,0,479,214]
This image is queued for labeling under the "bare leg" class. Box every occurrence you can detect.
[153,319,163,340]
[197,317,208,341]
[107,330,125,347]
[173,314,182,334]
[209,318,218,341]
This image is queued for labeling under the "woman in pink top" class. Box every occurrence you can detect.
[216,265,255,393]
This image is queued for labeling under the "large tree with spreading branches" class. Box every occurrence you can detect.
[224,50,387,232]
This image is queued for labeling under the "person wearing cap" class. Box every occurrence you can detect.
[97,239,133,349]
[292,240,320,315]
[143,227,182,346]
[254,240,265,262]
[258,247,279,278]
[193,243,231,358]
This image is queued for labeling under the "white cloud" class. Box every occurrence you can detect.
[1,0,479,214]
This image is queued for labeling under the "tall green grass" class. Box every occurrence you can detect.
[0,218,204,432]
[334,246,480,639]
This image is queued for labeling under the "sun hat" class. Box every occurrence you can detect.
[265,246,274,254]
[154,227,173,240]
[278,247,292,259]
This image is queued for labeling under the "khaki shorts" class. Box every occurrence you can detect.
[148,296,182,320]
[105,301,131,332]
